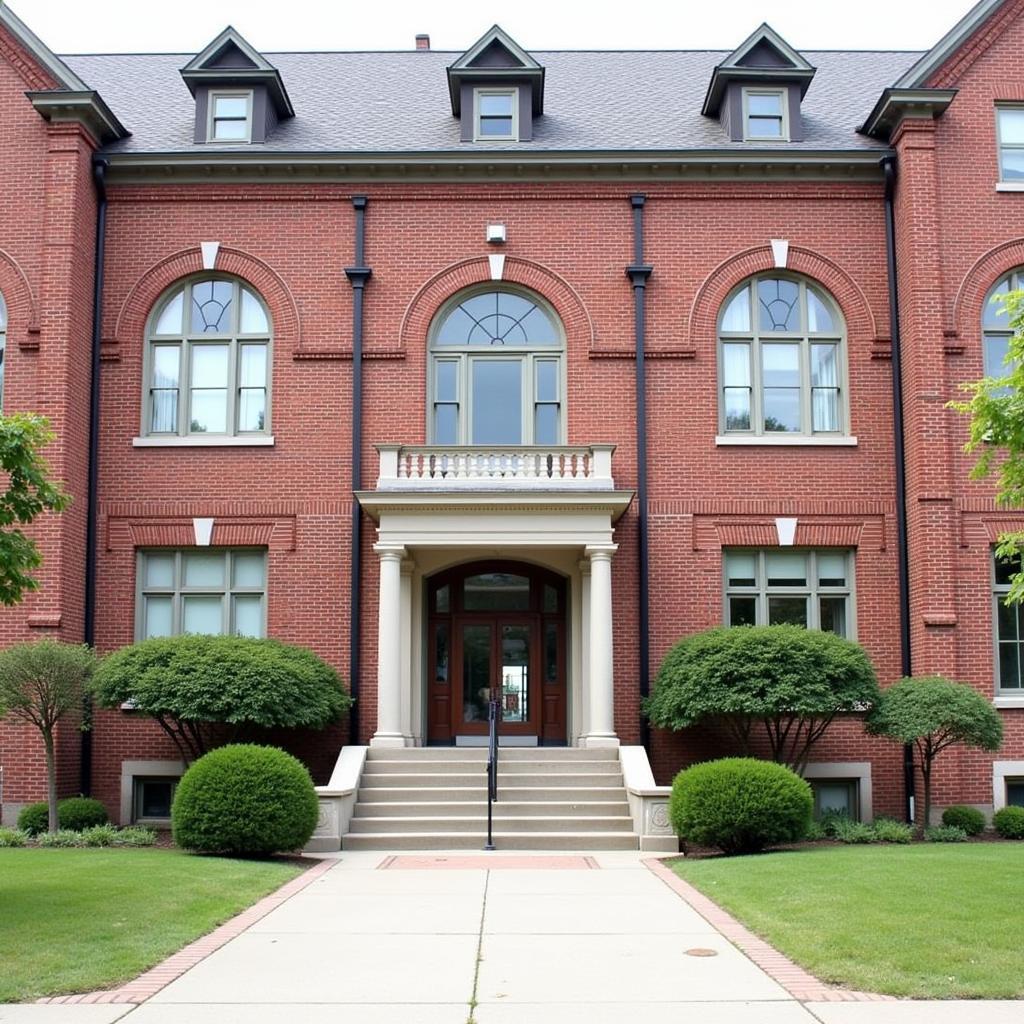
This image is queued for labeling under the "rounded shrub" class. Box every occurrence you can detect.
[669,757,813,855]
[993,805,1024,839]
[172,744,319,856]
[941,805,985,836]
[17,802,49,835]
[57,797,109,831]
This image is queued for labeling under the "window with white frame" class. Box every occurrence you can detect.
[982,269,1023,393]
[209,91,252,143]
[474,88,517,140]
[719,274,846,436]
[993,550,1024,692]
[145,277,271,438]
[137,549,266,640]
[0,290,6,410]
[743,88,788,141]
[724,549,852,635]
[429,287,564,445]
[996,106,1024,182]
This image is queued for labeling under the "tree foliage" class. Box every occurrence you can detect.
[645,625,880,772]
[867,675,1003,828]
[89,634,351,763]
[0,640,96,832]
[0,414,70,606]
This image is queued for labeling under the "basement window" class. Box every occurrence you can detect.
[133,777,177,824]
[810,779,860,821]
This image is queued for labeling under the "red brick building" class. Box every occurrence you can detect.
[2,0,1024,842]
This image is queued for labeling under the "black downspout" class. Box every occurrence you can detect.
[345,196,371,744]
[81,157,109,797]
[626,194,653,750]
[883,157,916,824]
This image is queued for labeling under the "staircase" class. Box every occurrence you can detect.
[341,746,638,850]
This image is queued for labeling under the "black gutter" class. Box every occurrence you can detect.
[81,156,109,797]
[626,194,653,750]
[883,157,916,824]
[344,196,371,744]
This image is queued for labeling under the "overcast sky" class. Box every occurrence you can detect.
[8,0,976,54]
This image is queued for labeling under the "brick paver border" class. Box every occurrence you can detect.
[36,856,338,1006]
[643,857,896,1004]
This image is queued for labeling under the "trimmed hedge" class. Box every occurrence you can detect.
[17,797,109,835]
[668,757,813,855]
[941,805,986,836]
[994,805,1024,839]
[172,744,319,856]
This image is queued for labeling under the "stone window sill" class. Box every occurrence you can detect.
[715,435,858,447]
[996,183,1024,192]
[994,695,1024,709]
[133,435,275,448]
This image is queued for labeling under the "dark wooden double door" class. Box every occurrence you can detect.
[427,562,567,744]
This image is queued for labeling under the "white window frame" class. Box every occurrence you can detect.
[208,89,253,144]
[427,286,566,446]
[135,548,267,641]
[981,269,1021,396]
[718,274,848,438]
[742,87,789,142]
[995,105,1024,184]
[473,87,519,142]
[722,548,855,636]
[991,549,1024,698]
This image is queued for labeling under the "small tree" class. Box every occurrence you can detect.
[645,625,880,773]
[0,640,97,832]
[867,676,1003,828]
[90,634,351,764]
[0,414,70,605]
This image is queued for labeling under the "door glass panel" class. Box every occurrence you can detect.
[464,573,530,611]
[471,360,522,444]
[435,584,450,613]
[534,403,559,445]
[500,624,529,724]
[543,583,559,613]
[462,624,492,723]
[544,621,558,684]
[434,623,450,683]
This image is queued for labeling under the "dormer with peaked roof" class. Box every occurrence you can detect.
[702,23,816,143]
[180,27,293,145]
[447,26,545,142]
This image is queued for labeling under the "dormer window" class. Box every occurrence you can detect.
[475,89,517,140]
[209,91,252,143]
[744,88,787,141]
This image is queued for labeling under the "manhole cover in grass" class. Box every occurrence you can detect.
[684,948,719,957]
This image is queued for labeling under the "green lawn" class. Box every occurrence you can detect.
[0,848,302,1003]
[672,844,1024,998]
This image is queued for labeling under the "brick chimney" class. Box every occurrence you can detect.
[415,34,430,50]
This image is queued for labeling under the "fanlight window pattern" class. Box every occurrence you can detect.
[983,269,1024,391]
[146,278,271,437]
[719,275,846,436]
[0,291,6,410]
[430,288,564,446]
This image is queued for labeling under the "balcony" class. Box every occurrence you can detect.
[375,444,616,490]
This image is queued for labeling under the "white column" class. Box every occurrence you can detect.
[583,544,619,748]
[371,544,407,748]
[399,557,415,745]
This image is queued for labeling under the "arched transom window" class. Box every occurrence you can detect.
[0,291,7,410]
[983,269,1024,383]
[718,274,846,436]
[429,287,564,445]
[145,277,271,437]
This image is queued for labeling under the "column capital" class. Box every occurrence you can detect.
[374,543,406,561]
[585,544,618,562]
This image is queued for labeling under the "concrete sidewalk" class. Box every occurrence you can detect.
[1,851,1020,1023]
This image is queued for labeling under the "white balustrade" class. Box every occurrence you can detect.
[375,444,615,490]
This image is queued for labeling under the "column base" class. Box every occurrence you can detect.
[580,734,620,749]
[369,733,408,749]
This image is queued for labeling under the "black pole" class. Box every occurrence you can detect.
[883,157,916,824]
[81,157,109,797]
[345,196,371,744]
[626,195,653,750]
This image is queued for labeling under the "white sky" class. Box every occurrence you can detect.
[7,0,976,54]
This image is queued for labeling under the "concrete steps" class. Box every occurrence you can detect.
[341,746,638,851]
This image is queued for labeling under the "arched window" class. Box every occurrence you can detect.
[144,276,271,437]
[983,269,1023,382]
[428,286,564,445]
[718,274,846,436]
[0,291,6,410]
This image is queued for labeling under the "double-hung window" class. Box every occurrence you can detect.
[209,91,252,143]
[994,551,1024,693]
[996,106,1024,183]
[743,88,787,141]
[719,274,846,436]
[146,277,271,438]
[474,88,517,140]
[982,269,1022,394]
[724,548,853,635]
[0,291,6,410]
[137,549,267,640]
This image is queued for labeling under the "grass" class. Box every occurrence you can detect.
[0,847,302,1003]
[671,843,1024,998]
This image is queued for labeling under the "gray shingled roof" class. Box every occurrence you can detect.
[62,48,923,155]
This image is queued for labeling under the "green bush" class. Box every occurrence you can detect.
[36,829,84,848]
[803,820,827,841]
[818,808,853,838]
[832,818,875,844]
[17,797,108,835]
[993,805,1024,839]
[669,757,813,855]
[0,827,29,847]
[925,824,968,843]
[80,824,119,847]
[172,744,319,856]
[112,826,157,847]
[941,805,986,836]
[16,802,49,835]
[870,817,914,844]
